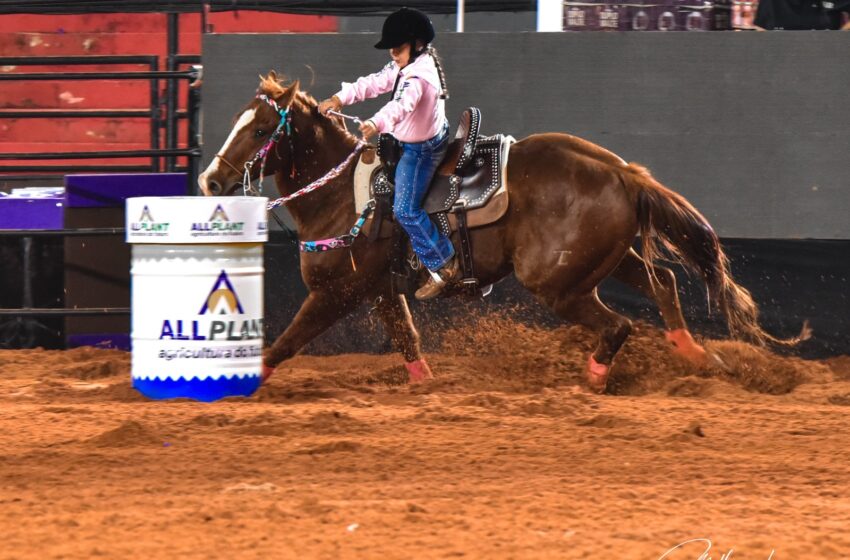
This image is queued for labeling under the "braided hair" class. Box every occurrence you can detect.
[427,45,450,100]
[408,42,449,100]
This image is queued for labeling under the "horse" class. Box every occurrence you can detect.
[198,72,806,393]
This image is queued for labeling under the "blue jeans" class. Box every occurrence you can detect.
[394,122,454,271]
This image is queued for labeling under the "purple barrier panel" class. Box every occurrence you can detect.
[65,173,188,208]
[0,196,64,229]
[67,333,131,351]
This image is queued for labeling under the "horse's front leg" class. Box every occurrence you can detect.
[373,292,433,384]
[262,289,360,381]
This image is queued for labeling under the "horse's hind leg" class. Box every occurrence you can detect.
[553,291,632,394]
[262,290,360,381]
[373,292,432,384]
[611,248,707,365]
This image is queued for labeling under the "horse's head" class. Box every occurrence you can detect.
[198,71,300,196]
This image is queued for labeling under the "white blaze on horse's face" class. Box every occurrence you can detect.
[198,107,258,196]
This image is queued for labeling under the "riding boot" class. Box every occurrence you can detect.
[415,256,461,300]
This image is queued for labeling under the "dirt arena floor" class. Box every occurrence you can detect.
[1,315,849,559]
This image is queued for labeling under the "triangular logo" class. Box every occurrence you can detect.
[138,205,154,222]
[199,270,244,315]
[209,204,229,222]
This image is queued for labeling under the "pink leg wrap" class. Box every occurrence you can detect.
[261,364,275,383]
[585,355,610,394]
[405,359,434,384]
[665,329,708,365]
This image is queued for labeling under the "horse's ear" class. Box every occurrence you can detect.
[277,79,300,108]
[268,70,278,82]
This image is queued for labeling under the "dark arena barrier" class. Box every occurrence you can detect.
[264,234,850,359]
[0,174,187,349]
[209,32,848,358]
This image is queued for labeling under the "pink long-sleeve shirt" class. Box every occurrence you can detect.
[334,53,447,143]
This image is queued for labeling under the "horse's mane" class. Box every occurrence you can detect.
[257,70,357,142]
[257,71,318,108]
[297,91,319,108]
[257,71,288,98]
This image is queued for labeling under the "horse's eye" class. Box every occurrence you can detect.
[255,129,266,138]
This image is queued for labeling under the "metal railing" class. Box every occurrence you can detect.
[0,55,202,187]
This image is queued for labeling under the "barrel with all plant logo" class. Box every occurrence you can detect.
[126,196,268,401]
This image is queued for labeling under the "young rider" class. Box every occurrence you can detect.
[318,7,458,300]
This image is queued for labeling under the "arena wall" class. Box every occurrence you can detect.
[202,32,850,240]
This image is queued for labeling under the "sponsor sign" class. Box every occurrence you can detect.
[126,196,268,243]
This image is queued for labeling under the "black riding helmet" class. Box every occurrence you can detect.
[374,7,435,49]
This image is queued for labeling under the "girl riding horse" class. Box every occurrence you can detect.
[318,8,459,300]
[198,74,807,394]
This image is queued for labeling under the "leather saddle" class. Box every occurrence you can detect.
[428,107,504,214]
[364,107,513,234]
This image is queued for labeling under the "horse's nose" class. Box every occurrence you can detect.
[207,180,223,196]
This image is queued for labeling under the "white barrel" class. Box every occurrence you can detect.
[126,196,268,402]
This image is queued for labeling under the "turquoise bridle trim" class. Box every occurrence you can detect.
[243,94,294,195]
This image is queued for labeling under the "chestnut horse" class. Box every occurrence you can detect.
[199,73,803,393]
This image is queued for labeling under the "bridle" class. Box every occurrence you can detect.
[246,94,295,196]
[214,152,243,176]
[211,90,373,264]
[214,93,294,197]
[214,92,369,211]
[211,90,379,266]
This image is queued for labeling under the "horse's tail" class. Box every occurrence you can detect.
[622,163,809,346]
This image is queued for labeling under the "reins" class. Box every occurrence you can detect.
[237,93,374,264]
[239,93,368,210]
[266,142,368,210]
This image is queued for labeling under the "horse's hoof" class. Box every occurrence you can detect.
[585,355,610,394]
[665,329,708,366]
[261,364,275,383]
[405,359,434,384]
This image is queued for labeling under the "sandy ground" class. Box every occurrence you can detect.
[1,316,849,559]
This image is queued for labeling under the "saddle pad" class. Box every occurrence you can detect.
[453,180,509,229]
[353,148,380,214]
[424,134,515,214]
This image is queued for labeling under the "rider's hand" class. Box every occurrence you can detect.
[359,120,378,140]
[318,95,342,116]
